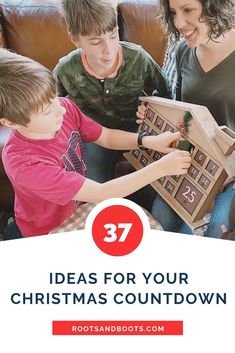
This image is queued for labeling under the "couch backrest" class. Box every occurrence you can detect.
[0,0,167,70]
[118,0,167,68]
[0,0,74,70]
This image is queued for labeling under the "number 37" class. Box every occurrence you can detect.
[103,223,133,243]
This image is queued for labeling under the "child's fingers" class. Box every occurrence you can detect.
[170,141,178,149]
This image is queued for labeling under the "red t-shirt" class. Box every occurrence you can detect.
[2,98,102,236]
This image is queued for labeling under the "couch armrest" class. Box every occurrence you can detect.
[0,127,14,211]
[0,126,11,177]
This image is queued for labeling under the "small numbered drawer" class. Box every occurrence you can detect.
[151,129,158,136]
[205,160,219,176]
[141,122,150,133]
[172,175,181,182]
[146,108,155,122]
[165,181,175,194]
[198,174,211,190]
[188,165,199,179]
[164,123,175,133]
[153,151,162,161]
[132,149,140,159]
[158,176,165,185]
[140,155,148,166]
[145,148,152,156]
[175,178,203,215]
[194,150,207,166]
[154,115,164,130]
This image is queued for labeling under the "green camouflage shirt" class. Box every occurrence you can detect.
[54,41,172,130]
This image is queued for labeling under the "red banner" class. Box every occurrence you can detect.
[52,320,183,335]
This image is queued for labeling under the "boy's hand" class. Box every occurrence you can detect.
[144,131,182,153]
[158,150,191,176]
[136,103,146,124]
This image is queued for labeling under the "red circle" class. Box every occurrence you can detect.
[92,205,143,256]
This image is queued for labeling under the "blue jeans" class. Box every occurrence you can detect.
[206,183,234,238]
[85,123,137,182]
[84,142,122,182]
[151,194,193,234]
[84,141,156,212]
[151,183,234,238]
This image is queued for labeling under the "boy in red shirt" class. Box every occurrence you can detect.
[0,49,190,237]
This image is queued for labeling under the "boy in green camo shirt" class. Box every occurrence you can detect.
[54,0,171,184]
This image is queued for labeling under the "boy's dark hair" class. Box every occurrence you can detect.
[160,0,235,41]
[0,49,56,126]
[60,0,118,37]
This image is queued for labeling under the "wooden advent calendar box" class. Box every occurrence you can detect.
[124,97,235,230]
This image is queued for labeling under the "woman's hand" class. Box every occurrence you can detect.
[136,103,146,124]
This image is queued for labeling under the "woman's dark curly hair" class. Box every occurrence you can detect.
[159,0,235,41]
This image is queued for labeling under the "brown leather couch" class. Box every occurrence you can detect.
[0,0,167,213]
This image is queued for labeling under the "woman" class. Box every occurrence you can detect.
[161,0,235,130]
[138,0,235,237]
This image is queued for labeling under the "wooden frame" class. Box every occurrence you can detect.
[124,97,235,229]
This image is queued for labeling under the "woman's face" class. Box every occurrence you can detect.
[169,0,209,48]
